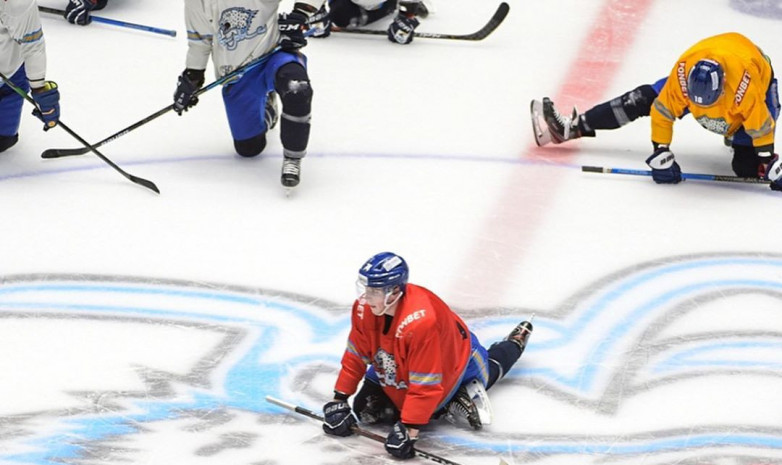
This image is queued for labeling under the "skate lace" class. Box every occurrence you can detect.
[282,159,301,176]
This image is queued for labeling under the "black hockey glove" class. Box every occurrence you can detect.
[31,81,60,131]
[307,4,331,38]
[322,400,357,437]
[385,421,417,459]
[173,69,205,116]
[645,145,681,184]
[65,0,98,25]
[763,153,782,192]
[278,10,309,52]
[387,13,419,44]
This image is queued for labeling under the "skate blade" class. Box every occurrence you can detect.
[530,100,552,147]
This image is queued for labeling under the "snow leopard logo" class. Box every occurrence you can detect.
[218,7,267,50]
[695,115,730,135]
[373,348,408,390]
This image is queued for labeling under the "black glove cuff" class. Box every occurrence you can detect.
[183,69,206,88]
[333,391,349,402]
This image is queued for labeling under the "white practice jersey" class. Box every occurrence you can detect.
[185,0,323,79]
[0,0,47,88]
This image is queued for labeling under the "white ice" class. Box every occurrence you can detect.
[1,0,781,464]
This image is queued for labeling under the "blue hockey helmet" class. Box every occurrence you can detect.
[687,59,724,106]
[357,252,409,292]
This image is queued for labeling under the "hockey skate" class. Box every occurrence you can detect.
[265,92,279,131]
[445,378,492,430]
[281,156,301,190]
[530,98,580,146]
[506,319,533,352]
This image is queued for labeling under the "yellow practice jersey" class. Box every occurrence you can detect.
[651,32,775,149]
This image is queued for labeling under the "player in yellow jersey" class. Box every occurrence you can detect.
[531,33,782,190]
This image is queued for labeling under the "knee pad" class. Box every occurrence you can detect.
[233,133,266,157]
[353,380,398,424]
[275,63,313,111]
[731,144,760,177]
[584,84,657,130]
[329,0,364,27]
[276,63,312,154]
[0,134,18,153]
[618,84,657,121]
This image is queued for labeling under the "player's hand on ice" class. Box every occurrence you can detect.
[387,13,419,44]
[65,0,97,25]
[31,82,60,131]
[322,400,356,437]
[646,145,681,184]
[385,421,417,459]
[763,153,782,192]
[173,69,205,116]
[278,11,309,52]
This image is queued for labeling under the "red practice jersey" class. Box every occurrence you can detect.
[334,284,473,426]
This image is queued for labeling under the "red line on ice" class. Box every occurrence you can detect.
[449,0,656,308]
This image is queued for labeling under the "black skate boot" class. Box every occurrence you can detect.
[281,156,301,189]
[445,384,483,430]
[506,320,533,352]
[542,97,584,144]
[265,92,279,131]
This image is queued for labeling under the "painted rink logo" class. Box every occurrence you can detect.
[0,252,780,465]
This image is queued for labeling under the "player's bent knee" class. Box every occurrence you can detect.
[731,144,760,177]
[275,63,313,108]
[328,0,362,27]
[0,134,19,153]
[234,133,266,157]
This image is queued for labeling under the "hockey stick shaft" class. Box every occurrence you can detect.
[582,165,770,184]
[328,2,509,41]
[38,6,176,37]
[265,396,467,465]
[0,71,159,193]
[42,33,316,159]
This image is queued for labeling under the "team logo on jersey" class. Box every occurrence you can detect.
[695,115,730,134]
[373,348,408,390]
[735,71,752,106]
[217,7,267,50]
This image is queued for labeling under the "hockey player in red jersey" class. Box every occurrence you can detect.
[531,33,781,190]
[322,252,533,459]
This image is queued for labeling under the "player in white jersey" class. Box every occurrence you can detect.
[0,0,61,153]
[173,0,324,189]
[63,0,108,25]
[309,0,427,44]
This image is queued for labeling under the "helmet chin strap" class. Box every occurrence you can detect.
[375,289,403,316]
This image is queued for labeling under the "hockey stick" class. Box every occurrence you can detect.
[582,165,771,184]
[0,71,159,193]
[38,6,176,37]
[266,396,500,465]
[328,2,509,41]
[42,32,317,159]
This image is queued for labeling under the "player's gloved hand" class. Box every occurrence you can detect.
[278,10,309,52]
[65,0,97,25]
[385,421,417,459]
[31,81,60,131]
[645,145,681,184]
[387,13,419,44]
[308,4,331,38]
[763,153,782,192]
[322,400,356,437]
[173,69,205,116]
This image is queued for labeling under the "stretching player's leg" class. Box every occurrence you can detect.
[275,61,313,188]
[352,372,399,425]
[543,81,662,144]
[486,320,533,388]
[329,0,397,27]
